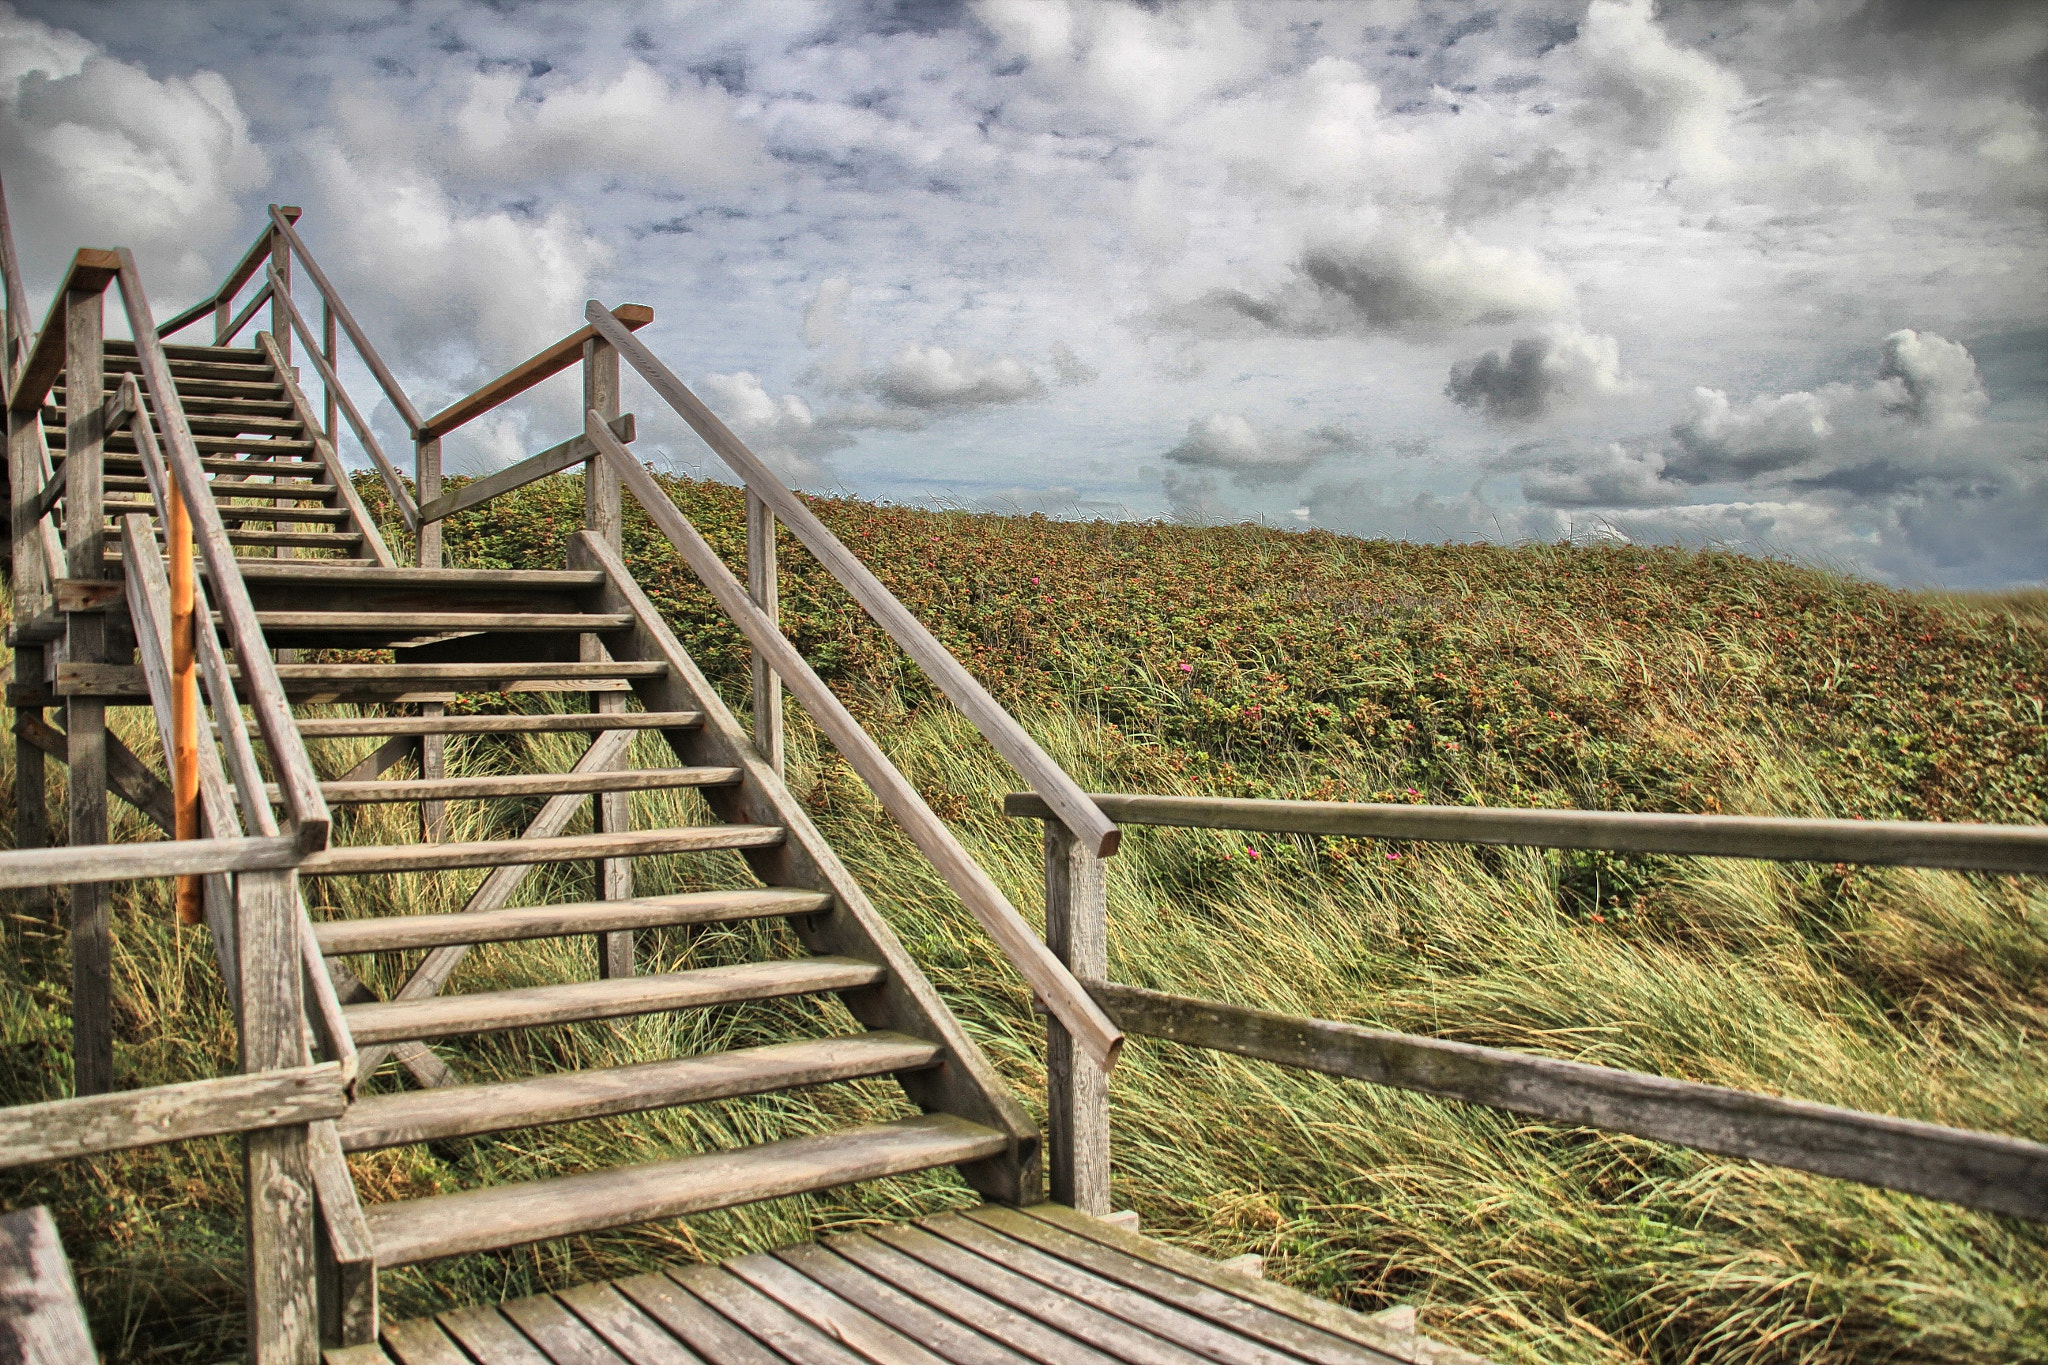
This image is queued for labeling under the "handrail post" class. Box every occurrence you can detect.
[5,168,48,918]
[1044,819,1110,1213]
[237,867,320,1364]
[415,433,446,841]
[320,302,336,444]
[582,333,632,977]
[747,490,783,778]
[62,278,113,1096]
[268,209,291,368]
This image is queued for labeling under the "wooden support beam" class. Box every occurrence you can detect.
[1093,981,2048,1223]
[14,713,174,835]
[0,1206,97,1364]
[64,278,110,1097]
[0,1064,345,1167]
[747,489,782,778]
[1044,821,1110,1214]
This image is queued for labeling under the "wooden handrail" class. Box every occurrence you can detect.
[214,280,273,349]
[583,301,1121,860]
[155,209,299,340]
[1002,792,2048,875]
[0,1062,345,1168]
[112,249,330,853]
[266,263,419,529]
[0,169,30,385]
[0,834,299,890]
[416,414,634,524]
[418,305,653,442]
[584,410,1124,1072]
[7,249,122,415]
[267,206,422,433]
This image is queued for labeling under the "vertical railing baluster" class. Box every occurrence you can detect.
[748,489,783,778]
[583,333,632,978]
[415,433,445,841]
[1044,820,1111,1212]
[320,301,336,445]
[63,280,111,1096]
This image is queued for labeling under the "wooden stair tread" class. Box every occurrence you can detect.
[253,612,632,631]
[337,1032,938,1150]
[302,824,783,875]
[232,562,607,588]
[314,887,831,955]
[285,766,742,805]
[363,1114,1008,1266]
[290,711,702,738]
[274,662,664,682]
[340,955,887,1045]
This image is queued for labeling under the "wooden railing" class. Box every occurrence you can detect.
[1005,791,2048,1222]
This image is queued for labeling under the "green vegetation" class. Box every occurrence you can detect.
[2,472,2043,1363]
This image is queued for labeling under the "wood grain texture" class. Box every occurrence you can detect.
[768,1243,1036,1365]
[0,1063,343,1167]
[276,766,739,806]
[379,1318,471,1365]
[314,887,828,955]
[498,1295,632,1365]
[337,1033,938,1152]
[580,424,1122,1076]
[300,823,782,876]
[1043,823,1110,1217]
[0,1206,96,1365]
[64,279,110,1097]
[553,1283,709,1365]
[720,1254,953,1365]
[0,834,298,890]
[745,490,782,780]
[293,711,700,739]
[1094,981,2048,1222]
[611,1274,778,1365]
[667,1266,870,1365]
[1001,792,2048,875]
[585,307,1119,861]
[366,1114,1007,1267]
[341,956,885,1045]
[309,1120,376,1347]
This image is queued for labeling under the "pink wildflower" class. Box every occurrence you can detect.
[1179,662,1194,673]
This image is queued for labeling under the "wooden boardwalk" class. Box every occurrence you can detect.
[333,1204,1483,1365]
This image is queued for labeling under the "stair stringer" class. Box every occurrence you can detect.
[568,531,1042,1205]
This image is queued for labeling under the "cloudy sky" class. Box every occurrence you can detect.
[4,0,2044,585]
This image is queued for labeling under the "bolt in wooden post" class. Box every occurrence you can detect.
[237,868,319,1365]
[582,335,633,977]
[64,282,111,1096]
[747,489,783,779]
[1044,819,1110,1213]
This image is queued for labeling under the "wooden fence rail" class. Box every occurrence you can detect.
[1010,792,2048,1224]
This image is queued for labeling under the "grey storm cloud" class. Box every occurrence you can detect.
[1163,415,1362,486]
[1445,327,1626,422]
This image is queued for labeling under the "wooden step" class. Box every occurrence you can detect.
[313,887,831,955]
[103,474,335,500]
[60,429,315,456]
[341,955,885,1045]
[115,501,351,524]
[289,711,702,738]
[278,765,741,805]
[181,413,305,437]
[104,338,263,362]
[100,357,273,383]
[275,660,661,686]
[100,453,327,478]
[252,611,630,632]
[364,1113,1008,1266]
[216,528,363,550]
[232,562,605,590]
[337,1031,935,1150]
[299,823,783,875]
[172,398,297,418]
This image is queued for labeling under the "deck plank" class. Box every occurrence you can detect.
[440,1306,555,1365]
[823,1233,1121,1365]
[666,1265,870,1365]
[964,1208,1397,1365]
[772,1242,1037,1365]
[612,1272,783,1365]
[499,1294,633,1365]
[380,1318,473,1365]
[920,1214,1312,1365]
[722,1252,956,1365]
[869,1224,1207,1365]
[555,1283,709,1365]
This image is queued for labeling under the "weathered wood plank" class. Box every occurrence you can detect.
[379,1317,472,1365]
[365,1115,1007,1267]
[0,834,298,890]
[585,309,1118,859]
[271,766,738,806]
[337,1033,937,1152]
[14,713,175,835]
[554,1283,708,1365]
[612,1273,780,1365]
[275,661,664,684]
[258,611,632,632]
[745,491,781,779]
[293,711,700,739]
[300,823,782,876]
[866,1225,1202,1365]
[341,957,885,1045]
[1002,793,2048,876]
[1043,823,1110,1217]
[416,307,651,443]
[721,1254,952,1365]
[439,1307,553,1365]
[964,1207,1401,1365]
[414,414,635,524]
[579,429,1122,1076]
[64,278,110,1098]
[315,887,829,956]
[819,1234,1124,1365]
[7,249,120,415]
[768,1243,1035,1365]
[667,1267,868,1365]
[922,1214,1302,1365]
[324,1345,396,1365]
[0,1063,343,1167]
[0,1206,96,1365]
[309,1120,376,1347]
[1016,1205,1485,1365]
[498,1294,632,1365]
[1093,981,2048,1222]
